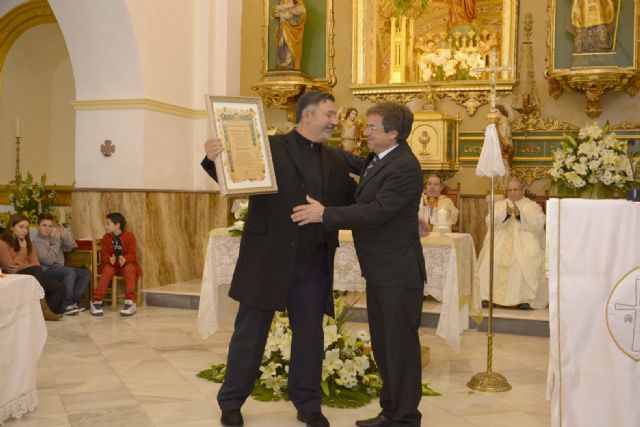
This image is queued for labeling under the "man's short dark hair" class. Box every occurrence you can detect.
[366,102,414,141]
[37,213,54,224]
[106,212,127,231]
[295,90,335,123]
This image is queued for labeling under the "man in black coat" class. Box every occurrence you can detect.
[202,91,356,427]
[291,102,426,427]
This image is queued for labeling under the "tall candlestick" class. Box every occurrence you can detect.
[15,117,20,138]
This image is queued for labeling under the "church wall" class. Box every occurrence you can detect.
[0,23,75,186]
[71,190,228,289]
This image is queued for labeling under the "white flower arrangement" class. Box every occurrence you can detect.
[549,122,634,198]
[198,297,439,408]
[419,49,485,82]
[228,200,248,236]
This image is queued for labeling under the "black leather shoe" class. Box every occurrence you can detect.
[518,303,532,310]
[355,414,394,427]
[221,409,244,426]
[297,410,330,427]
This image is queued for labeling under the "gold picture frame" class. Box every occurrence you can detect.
[546,0,640,117]
[205,95,278,197]
[350,0,519,116]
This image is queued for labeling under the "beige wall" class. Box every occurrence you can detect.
[0,23,75,186]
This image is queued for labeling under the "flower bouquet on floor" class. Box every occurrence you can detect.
[197,297,440,408]
[549,122,635,199]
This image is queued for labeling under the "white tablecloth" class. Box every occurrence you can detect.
[198,229,481,350]
[0,274,47,425]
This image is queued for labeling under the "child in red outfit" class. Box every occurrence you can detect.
[90,212,142,317]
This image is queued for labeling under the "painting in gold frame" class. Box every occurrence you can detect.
[546,0,640,117]
[350,0,519,115]
[261,0,336,86]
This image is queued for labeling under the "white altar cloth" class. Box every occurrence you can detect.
[197,229,481,350]
[0,274,47,425]
[546,199,640,427]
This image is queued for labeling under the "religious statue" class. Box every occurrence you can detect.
[495,104,514,190]
[569,0,616,54]
[445,0,476,32]
[272,0,306,70]
[337,107,364,155]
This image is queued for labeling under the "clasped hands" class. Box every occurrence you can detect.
[110,255,127,267]
[291,195,325,225]
[507,203,520,217]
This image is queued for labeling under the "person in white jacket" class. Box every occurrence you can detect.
[418,175,459,235]
[478,178,547,309]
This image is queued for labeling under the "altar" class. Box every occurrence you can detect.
[0,274,47,424]
[197,228,481,350]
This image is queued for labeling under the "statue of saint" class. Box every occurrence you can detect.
[444,0,476,32]
[272,0,306,70]
[570,0,615,53]
[495,104,514,190]
[337,107,364,155]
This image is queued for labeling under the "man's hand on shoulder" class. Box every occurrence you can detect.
[204,137,224,161]
[291,195,325,226]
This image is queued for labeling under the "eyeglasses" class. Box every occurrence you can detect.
[364,124,381,132]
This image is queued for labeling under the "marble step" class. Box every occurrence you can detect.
[143,283,549,337]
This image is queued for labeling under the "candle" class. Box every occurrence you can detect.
[15,117,20,138]
[436,208,448,225]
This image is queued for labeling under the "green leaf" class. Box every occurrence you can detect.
[321,380,330,397]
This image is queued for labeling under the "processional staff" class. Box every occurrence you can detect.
[467,48,512,393]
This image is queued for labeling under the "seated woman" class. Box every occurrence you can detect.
[0,214,65,320]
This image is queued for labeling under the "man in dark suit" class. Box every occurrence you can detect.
[202,91,356,427]
[291,102,426,427]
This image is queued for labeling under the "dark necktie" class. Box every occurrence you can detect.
[363,155,380,177]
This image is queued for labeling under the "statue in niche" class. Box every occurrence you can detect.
[569,0,616,53]
[495,104,514,190]
[272,0,307,70]
[337,107,364,155]
[444,0,477,32]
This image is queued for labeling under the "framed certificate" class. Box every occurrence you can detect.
[205,95,278,196]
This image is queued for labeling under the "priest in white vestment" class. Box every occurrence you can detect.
[478,178,547,309]
[418,175,459,235]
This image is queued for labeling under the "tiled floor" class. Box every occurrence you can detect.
[6,306,550,427]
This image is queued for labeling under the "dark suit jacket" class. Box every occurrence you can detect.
[202,131,357,313]
[323,143,426,288]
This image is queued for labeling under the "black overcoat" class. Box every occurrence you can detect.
[202,131,356,314]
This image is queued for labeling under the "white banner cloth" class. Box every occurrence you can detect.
[546,199,640,427]
[475,124,505,177]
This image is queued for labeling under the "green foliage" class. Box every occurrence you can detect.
[4,173,57,225]
[392,0,430,16]
[0,212,10,228]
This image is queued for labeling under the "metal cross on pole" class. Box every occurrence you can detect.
[473,49,512,116]
[467,48,513,393]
